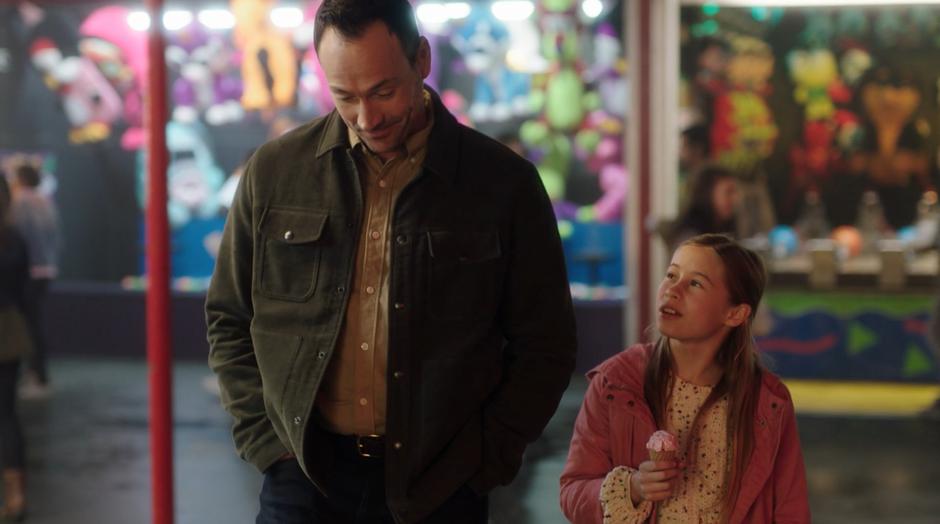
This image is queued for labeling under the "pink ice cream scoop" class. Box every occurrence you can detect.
[646,430,678,461]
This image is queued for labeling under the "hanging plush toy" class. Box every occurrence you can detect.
[21,2,122,144]
[230,0,297,110]
[574,111,627,223]
[80,5,149,150]
[709,35,778,174]
[29,37,123,143]
[850,65,930,228]
[520,0,602,206]
[788,48,850,122]
[167,26,244,125]
[451,8,531,122]
[137,120,225,236]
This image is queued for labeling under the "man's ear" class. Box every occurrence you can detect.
[415,36,431,79]
[724,303,752,328]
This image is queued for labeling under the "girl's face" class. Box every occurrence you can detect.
[657,245,747,343]
[711,177,739,223]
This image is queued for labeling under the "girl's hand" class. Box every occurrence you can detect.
[629,460,684,505]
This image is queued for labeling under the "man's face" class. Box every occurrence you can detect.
[318,21,430,159]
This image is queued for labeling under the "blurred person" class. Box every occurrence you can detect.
[0,174,30,522]
[679,123,710,182]
[9,164,59,399]
[560,234,809,523]
[205,1,577,523]
[662,166,739,252]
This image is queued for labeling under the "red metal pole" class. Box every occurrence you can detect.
[144,1,174,523]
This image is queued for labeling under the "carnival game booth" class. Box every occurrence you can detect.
[670,0,940,383]
[0,0,631,365]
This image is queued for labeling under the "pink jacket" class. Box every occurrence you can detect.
[560,344,810,524]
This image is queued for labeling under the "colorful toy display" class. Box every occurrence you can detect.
[230,0,297,110]
[450,8,531,122]
[79,5,149,150]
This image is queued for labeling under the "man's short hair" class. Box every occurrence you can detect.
[314,0,420,63]
[15,164,41,188]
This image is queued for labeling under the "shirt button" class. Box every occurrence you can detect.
[366,286,375,294]
[379,180,387,188]
[359,398,368,406]
[360,342,369,351]
[409,157,416,164]
[371,231,381,240]
[393,441,403,450]
[283,230,294,241]
[337,286,346,294]
[396,235,407,245]
[293,416,302,425]
[394,302,405,310]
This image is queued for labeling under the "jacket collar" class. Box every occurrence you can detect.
[314,86,460,185]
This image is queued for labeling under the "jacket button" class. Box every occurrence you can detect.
[393,371,404,379]
[394,302,405,310]
[317,351,326,360]
[606,394,614,401]
[283,230,294,241]
[293,416,302,425]
[337,286,345,294]
[771,402,778,409]
[396,235,408,245]
[627,400,635,407]
[393,441,403,450]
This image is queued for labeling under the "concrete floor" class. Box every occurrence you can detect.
[5,358,940,523]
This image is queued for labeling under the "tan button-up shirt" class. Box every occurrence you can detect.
[316,104,434,436]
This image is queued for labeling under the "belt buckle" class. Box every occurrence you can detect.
[356,434,383,458]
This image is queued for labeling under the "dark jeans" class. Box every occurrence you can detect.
[23,278,50,385]
[0,360,25,469]
[256,434,487,524]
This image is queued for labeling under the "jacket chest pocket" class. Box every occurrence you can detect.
[426,230,502,321]
[257,208,328,302]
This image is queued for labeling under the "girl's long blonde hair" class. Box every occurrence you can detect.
[643,234,767,522]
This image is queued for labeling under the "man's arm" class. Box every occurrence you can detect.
[468,163,578,493]
[206,156,288,473]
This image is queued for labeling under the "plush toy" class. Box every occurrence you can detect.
[451,8,531,122]
[848,65,930,229]
[587,23,628,118]
[231,0,297,110]
[519,0,603,205]
[80,6,148,150]
[137,121,225,229]
[788,48,850,122]
[573,111,627,223]
[29,37,123,144]
[167,26,244,125]
[20,3,122,144]
[709,35,778,174]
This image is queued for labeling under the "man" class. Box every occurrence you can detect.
[9,163,59,398]
[206,1,577,523]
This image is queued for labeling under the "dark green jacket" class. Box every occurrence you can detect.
[206,90,577,523]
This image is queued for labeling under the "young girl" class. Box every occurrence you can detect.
[560,234,809,523]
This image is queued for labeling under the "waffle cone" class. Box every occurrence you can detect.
[649,449,676,462]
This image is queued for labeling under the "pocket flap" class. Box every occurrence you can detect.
[260,208,328,245]
[427,230,501,263]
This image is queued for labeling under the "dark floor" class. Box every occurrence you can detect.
[5,358,940,523]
